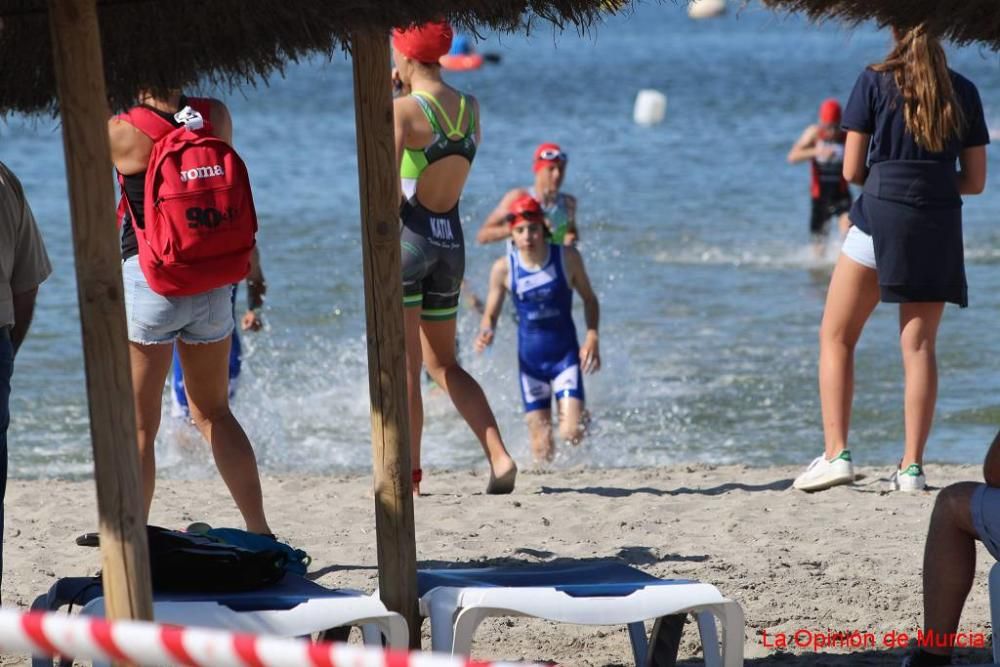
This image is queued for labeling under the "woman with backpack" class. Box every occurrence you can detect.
[793,24,989,494]
[393,20,518,495]
[108,91,272,534]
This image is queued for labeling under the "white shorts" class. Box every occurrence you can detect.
[840,225,876,269]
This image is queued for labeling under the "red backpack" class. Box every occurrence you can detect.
[117,98,257,296]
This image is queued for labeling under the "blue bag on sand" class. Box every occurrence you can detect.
[198,527,311,576]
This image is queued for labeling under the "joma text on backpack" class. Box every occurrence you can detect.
[179,164,225,182]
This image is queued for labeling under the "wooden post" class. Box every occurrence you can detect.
[349,30,420,647]
[47,0,153,622]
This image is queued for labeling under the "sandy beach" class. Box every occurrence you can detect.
[2,463,995,666]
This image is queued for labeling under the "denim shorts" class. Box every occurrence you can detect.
[972,484,1000,561]
[122,256,234,345]
[841,225,877,269]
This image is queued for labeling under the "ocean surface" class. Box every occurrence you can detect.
[6,4,1000,479]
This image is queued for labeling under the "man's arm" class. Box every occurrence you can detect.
[787,125,819,164]
[477,189,523,244]
[564,247,600,373]
[474,258,508,352]
[10,288,37,355]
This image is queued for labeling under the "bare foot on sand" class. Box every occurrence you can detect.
[486,458,517,494]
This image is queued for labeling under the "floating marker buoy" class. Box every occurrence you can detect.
[688,0,726,19]
[633,89,667,126]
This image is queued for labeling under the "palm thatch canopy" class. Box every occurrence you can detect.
[0,0,626,115]
[762,0,1000,50]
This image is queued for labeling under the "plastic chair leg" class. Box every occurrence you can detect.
[695,611,721,667]
[451,607,490,656]
[381,613,410,650]
[702,601,744,667]
[627,621,649,665]
[360,623,381,646]
[428,596,459,653]
[990,563,1000,663]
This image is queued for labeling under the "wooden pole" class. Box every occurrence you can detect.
[47,0,153,622]
[349,30,420,647]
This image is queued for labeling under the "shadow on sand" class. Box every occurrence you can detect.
[538,478,794,497]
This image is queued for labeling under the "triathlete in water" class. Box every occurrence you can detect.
[477,143,578,246]
[475,195,601,463]
[393,19,517,495]
[787,99,853,255]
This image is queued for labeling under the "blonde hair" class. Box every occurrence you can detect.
[871,25,964,152]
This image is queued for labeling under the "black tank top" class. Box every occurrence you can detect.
[119,97,188,260]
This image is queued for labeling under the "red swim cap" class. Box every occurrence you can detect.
[507,194,545,227]
[533,142,568,173]
[392,20,453,65]
[819,98,841,125]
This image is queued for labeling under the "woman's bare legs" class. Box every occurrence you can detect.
[818,254,880,459]
[128,342,175,517]
[403,306,425,494]
[420,317,517,493]
[898,302,945,468]
[177,337,271,534]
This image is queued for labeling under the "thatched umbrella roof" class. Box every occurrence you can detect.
[761,0,1000,50]
[0,0,625,115]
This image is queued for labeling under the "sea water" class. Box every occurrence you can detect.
[6,5,1000,479]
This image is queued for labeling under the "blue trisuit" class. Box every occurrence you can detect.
[508,243,583,412]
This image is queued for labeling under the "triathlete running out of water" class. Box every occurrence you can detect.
[392,19,517,496]
[477,143,578,246]
[475,195,600,463]
[787,99,853,255]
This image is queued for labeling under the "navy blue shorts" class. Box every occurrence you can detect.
[518,346,584,413]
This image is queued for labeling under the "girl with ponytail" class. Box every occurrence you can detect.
[794,24,989,495]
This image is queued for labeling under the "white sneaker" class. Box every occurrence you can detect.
[793,450,854,491]
[889,464,926,492]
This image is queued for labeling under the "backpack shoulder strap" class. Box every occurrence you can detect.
[119,106,175,142]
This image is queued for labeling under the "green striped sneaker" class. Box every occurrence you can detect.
[793,449,854,492]
[889,464,926,492]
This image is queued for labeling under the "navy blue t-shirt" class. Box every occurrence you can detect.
[842,67,989,232]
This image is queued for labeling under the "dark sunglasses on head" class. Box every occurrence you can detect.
[537,149,567,162]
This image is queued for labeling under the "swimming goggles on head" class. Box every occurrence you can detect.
[537,148,568,162]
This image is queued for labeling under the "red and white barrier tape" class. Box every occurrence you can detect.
[0,608,531,667]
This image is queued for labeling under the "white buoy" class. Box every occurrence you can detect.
[688,0,726,19]
[633,89,667,126]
